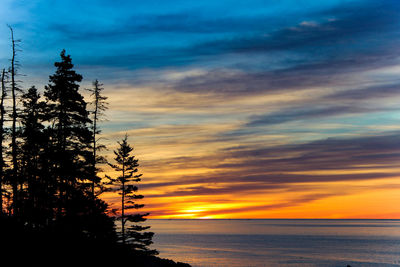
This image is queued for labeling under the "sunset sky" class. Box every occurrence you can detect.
[1,0,400,218]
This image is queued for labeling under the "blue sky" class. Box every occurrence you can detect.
[1,0,400,218]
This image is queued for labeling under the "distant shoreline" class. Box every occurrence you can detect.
[148,218,400,220]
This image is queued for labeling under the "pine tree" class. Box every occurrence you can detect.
[109,135,157,255]
[87,79,108,196]
[44,49,93,221]
[42,50,116,240]
[18,86,47,225]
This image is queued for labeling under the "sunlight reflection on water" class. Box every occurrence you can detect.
[147,219,400,267]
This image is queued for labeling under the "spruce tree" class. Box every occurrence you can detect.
[109,135,157,255]
[44,49,93,222]
[42,50,116,240]
[19,86,47,225]
[87,79,108,196]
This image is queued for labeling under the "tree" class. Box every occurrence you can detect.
[0,68,7,214]
[87,79,108,196]
[18,86,47,225]
[0,36,186,265]
[41,50,117,242]
[44,49,93,221]
[8,25,22,216]
[109,135,157,255]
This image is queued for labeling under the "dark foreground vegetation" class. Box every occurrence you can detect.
[0,27,190,266]
[1,215,190,266]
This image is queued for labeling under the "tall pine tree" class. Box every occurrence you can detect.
[18,86,47,225]
[87,79,108,196]
[44,49,94,223]
[109,135,157,255]
[42,50,116,241]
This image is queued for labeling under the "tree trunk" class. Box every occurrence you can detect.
[122,161,125,244]
[0,69,5,214]
[9,26,18,216]
[92,99,98,196]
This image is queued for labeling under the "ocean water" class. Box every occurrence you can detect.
[147,219,400,267]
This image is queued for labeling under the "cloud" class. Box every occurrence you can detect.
[3,0,400,218]
[329,83,400,101]
[189,1,400,55]
[246,106,369,126]
[166,46,400,98]
[137,132,400,198]
[188,193,337,217]
[14,0,399,73]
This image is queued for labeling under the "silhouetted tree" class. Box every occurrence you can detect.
[87,79,108,196]
[44,49,94,222]
[18,86,47,225]
[109,135,157,255]
[8,25,22,216]
[0,68,6,214]
[39,50,118,242]
[0,34,182,265]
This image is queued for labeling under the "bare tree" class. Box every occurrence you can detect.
[8,25,22,215]
[0,69,7,214]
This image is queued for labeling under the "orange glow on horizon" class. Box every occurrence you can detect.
[100,174,400,219]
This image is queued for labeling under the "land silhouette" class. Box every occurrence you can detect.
[0,27,190,266]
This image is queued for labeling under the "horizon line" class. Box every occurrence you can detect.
[147,218,400,220]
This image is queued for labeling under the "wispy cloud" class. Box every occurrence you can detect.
[2,0,400,218]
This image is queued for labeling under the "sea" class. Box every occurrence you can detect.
[147,219,400,267]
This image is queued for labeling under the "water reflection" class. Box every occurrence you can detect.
[148,219,400,267]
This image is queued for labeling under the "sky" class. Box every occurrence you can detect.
[1,0,400,218]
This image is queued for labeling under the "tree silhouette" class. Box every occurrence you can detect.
[0,30,189,265]
[109,135,157,255]
[0,68,6,214]
[44,49,93,220]
[8,25,22,216]
[18,87,47,225]
[87,79,108,196]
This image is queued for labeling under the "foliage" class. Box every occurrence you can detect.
[87,79,109,196]
[0,27,164,263]
[108,135,157,255]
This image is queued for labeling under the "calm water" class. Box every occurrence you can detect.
[147,219,400,267]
